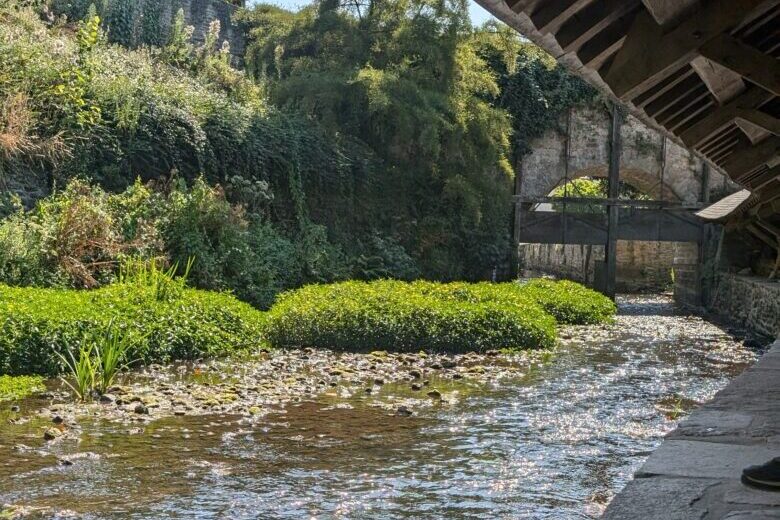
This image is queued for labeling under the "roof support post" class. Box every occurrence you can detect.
[605,105,623,300]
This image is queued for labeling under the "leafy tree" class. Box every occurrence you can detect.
[240,0,515,279]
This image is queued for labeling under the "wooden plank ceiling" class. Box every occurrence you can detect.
[476,0,780,224]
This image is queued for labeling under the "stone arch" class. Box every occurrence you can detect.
[548,165,683,201]
[517,105,734,204]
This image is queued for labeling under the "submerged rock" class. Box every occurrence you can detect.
[43,427,61,441]
[427,389,442,400]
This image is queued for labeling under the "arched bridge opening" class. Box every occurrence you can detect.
[514,105,737,300]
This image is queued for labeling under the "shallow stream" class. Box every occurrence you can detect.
[0,295,761,519]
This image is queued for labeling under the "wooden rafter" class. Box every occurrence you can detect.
[679,86,773,147]
[738,109,780,136]
[699,34,780,97]
[604,0,767,101]
[555,0,639,53]
[530,0,593,34]
[722,135,780,179]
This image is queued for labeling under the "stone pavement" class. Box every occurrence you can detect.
[603,340,780,519]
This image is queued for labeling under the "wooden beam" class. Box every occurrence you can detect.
[634,67,696,108]
[699,34,780,97]
[737,109,780,136]
[743,165,780,188]
[758,179,780,202]
[556,0,639,53]
[723,136,780,178]
[753,164,780,190]
[604,0,767,100]
[505,0,533,14]
[576,8,637,67]
[679,86,773,147]
[605,105,622,299]
[645,74,703,117]
[531,0,593,34]
[747,223,776,248]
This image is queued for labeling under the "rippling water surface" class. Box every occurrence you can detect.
[0,295,760,519]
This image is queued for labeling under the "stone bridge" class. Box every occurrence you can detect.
[517,104,733,203]
[515,104,738,298]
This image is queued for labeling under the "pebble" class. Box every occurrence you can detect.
[427,389,442,399]
[9,405,20,412]
[396,405,413,417]
[17,346,536,426]
[43,427,61,441]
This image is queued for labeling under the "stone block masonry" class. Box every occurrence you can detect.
[520,240,683,293]
[705,274,780,339]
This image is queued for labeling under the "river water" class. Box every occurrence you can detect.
[0,295,760,519]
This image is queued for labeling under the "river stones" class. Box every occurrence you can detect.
[43,427,61,441]
[99,394,116,404]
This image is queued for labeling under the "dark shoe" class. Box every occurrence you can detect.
[742,457,780,491]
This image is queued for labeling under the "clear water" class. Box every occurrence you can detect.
[0,296,758,519]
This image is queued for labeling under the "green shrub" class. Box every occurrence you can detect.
[0,374,45,401]
[0,283,266,376]
[265,280,557,352]
[519,279,616,325]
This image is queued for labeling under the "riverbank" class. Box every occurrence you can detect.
[0,295,762,519]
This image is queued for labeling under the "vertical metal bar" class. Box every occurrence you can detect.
[695,161,711,307]
[605,104,622,300]
[700,162,710,205]
[512,160,523,245]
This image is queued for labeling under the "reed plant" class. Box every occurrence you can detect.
[118,256,194,302]
[56,343,98,401]
[56,319,136,400]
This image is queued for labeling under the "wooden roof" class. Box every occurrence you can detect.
[476,0,780,224]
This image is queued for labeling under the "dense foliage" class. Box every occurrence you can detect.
[0,0,595,307]
[265,279,615,352]
[550,178,650,213]
[265,280,558,352]
[520,278,617,325]
[0,281,266,376]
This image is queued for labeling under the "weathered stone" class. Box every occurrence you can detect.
[602,477,713,520]
[722,512,780,520]
[638,440,780,480]
[43,427,61,441]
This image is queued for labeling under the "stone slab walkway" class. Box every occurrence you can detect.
[603,340,780,519]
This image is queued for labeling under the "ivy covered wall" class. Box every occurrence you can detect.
[52,0,245,62]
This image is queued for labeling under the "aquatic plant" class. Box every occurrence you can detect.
[56,342,98,401]
[0,374,45,402]
[93,319,137,393]
[0,283,266,376]
[264,280,558,352]
[519,279,616,325]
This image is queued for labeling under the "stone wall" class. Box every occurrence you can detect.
[164,0,245,63]
[705,274,780,338]
[518,105,737,201]
[519,240,681,293]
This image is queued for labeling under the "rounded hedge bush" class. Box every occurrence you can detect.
[264,280,558,352]
[519,279,616,325]
[0,284,266,376]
